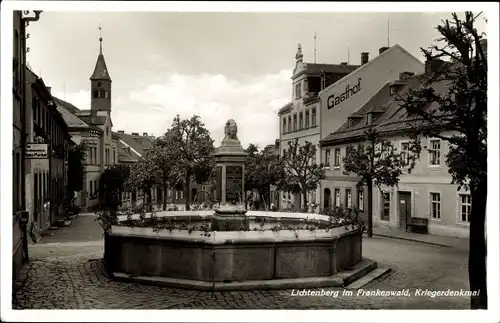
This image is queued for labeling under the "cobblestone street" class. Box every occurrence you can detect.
[13,214,471,310]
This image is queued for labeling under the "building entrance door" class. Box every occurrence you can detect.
[398,192,412,231]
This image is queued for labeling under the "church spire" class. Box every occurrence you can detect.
[90,25,111,81]
[99,25,103,54]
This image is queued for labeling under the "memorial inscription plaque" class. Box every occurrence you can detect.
[225,165,243,202]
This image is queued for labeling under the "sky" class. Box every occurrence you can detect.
[25,10,488,149]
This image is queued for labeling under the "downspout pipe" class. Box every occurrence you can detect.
[20,10,42,212]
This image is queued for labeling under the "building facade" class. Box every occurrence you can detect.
[278,44,360,211]
[319,61,472,238]
[55,36,119,211]
[25,69,72,232]
[318,44,425,211]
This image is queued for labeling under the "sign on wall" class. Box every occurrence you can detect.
[26,143,48,159]
[327,77,362,110]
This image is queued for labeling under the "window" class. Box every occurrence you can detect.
[345,189,352,208]
[97,82,102,87]
[293,114,297,131]
[93,90,99,98]
[334,148,341,167]
[311,108,317,127]
[357,190,364,211]
[401,142,410,166]
[305,110,310,128]
[299,112,303,130]
[324,149,331,166]
[295,82,302,99]
[282,117,287,134]
[106,127,109,136]
[429,139,441,165]
[105,91,109,98]
[348,118,354,128]
[99,89,106,98]
[431,193,441,219]
[381,192,390,221]
[459,194,471,223]
[288,116,292,132]
[180,190,184,199]
[334,189,341,207]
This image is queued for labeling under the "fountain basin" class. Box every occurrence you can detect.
[104,211,370,291]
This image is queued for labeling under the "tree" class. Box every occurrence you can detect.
[99,164,130,210]
[343,127,419,238]
[245,144,286,209]
[142,141,182,211]
[281,139,325,210]
[161,115,215,210]
[67,142,87,199]
[126,156,157,212]
[398,12,487,309]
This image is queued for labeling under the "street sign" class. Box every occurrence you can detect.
[26,143,48,159]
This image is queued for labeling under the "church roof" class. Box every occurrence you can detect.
[90,52,111,81]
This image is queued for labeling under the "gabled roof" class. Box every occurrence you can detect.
[319,44,425,97]
[53,97,80,114]
[113,131,155,157]
[53,97,90,129]
[320,74,428,145]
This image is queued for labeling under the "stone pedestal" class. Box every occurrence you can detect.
[211,119,248,231]
[212,120,248,205]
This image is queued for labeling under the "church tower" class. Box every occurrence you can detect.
[90,31,112,115]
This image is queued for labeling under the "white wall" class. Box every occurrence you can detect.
[320,45,424,138]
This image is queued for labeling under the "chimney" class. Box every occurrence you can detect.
[46,86,51,94]
[361,52,369,65]
[132,132,139,136]
[399,72,415,81]
[118,130,125,134]
[425,58,445,75]
[379,47,390,55]
[143,132,148,136]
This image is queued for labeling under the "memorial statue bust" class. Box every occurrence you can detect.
[224,119,238,140]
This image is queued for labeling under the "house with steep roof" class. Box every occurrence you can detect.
[278,43,424,212]
[319,58,472,238]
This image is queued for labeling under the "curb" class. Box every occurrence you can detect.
[112,258,378,292]
[372,233,453,248]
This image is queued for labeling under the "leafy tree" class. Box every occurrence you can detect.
[143,141,183,211]
[398,12,487,309]
[67,142,87,196]
[126,154,157,211]
[161,115,215,210]
[245,144,286,209]
[342,127,419,238]
[99,164,130,210]
[281,139,325,209]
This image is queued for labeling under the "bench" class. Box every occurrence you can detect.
[408,217,428,234]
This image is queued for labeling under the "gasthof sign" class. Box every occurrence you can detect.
[26,143,48,159]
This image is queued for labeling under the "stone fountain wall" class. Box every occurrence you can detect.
[104,225,362,284]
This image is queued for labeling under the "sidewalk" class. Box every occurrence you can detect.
[372,226,469,251]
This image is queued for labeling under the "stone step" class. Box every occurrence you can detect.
[344,267,391,290]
